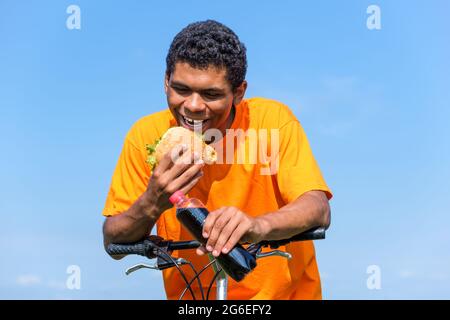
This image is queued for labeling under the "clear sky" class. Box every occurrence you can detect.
[1,0,449,299]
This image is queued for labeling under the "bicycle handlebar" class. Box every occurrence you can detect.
[106,242,149,256]
[106,227,326,257]
[258,227,326,248]
[107,227,326,300]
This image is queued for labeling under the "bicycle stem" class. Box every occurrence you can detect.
[209,254,228,300]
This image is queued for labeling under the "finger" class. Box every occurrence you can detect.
[167,151,202,181]
[169,143,193,164]
[206,210,233,255]
[202,207,226,241]
[174,148,199,167]
[177,170,203,195]
[196,246,208,256]
[212,213,242,256]
[222,222,249,254]
[157,144,188,172]
[167,163,204,195]
[155,154,198,193]
[159,151,200,191]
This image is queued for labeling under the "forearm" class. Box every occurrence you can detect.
[257,190,330,241]
[103,192,161,250]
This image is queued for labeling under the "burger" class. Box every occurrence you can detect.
[146,126,217,169]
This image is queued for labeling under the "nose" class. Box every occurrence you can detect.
[184,93,206,114]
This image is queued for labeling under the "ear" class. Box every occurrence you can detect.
[164,73,170,95]
[233,80,248,105]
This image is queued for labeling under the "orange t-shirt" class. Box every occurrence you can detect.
[102,97,332,300]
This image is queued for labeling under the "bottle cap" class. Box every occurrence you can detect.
[169,190,185,205]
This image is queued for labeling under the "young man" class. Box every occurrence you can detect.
[102,20,332,299]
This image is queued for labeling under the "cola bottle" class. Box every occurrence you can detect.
[169,190,256,282]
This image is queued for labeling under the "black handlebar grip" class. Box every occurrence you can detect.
[287,227,326,242]
[106,242,148,256]
[259,227,326,248]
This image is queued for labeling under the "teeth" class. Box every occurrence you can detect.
[183,116,205,126]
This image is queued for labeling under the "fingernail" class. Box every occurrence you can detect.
[222,247,229,254]
[206,245,213,251]
[213,250,219,257]
[203,232,208,238]
[193,152,200,160]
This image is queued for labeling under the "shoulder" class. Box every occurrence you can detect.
[245,97,299,128]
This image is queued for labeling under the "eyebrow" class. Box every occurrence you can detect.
[170,81,225,93]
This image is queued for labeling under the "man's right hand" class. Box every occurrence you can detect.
[103,144,204,257]
[143,144,205,215]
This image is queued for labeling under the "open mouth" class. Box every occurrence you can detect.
[179,113,210,131]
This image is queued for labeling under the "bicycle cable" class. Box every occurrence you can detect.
[179,258,217,300]
[180,261,205,300]
[147,242,198,300]
[206,264,223,300]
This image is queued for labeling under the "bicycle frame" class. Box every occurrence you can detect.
[210,258,228,300]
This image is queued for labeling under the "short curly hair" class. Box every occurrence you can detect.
[166,20,247,91]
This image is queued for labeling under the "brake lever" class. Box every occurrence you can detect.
[256,250,292,260]
[246,243,292,260]
[125,257,189,275]
[126,263,158,275]
[156,256,189,270]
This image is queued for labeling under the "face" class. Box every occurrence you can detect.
[165,62,247,136]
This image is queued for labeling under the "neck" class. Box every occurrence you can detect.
[225,104,236,132]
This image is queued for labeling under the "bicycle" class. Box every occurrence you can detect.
[106,227,326,300]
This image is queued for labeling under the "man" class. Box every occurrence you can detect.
[102,20,332,300]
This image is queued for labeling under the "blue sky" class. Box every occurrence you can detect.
[1,0,449,299]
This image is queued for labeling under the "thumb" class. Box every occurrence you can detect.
[196,245,208,256]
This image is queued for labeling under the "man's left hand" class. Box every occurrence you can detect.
[197,206,267,257]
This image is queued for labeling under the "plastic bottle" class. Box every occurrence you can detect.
[169,190,256,282]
